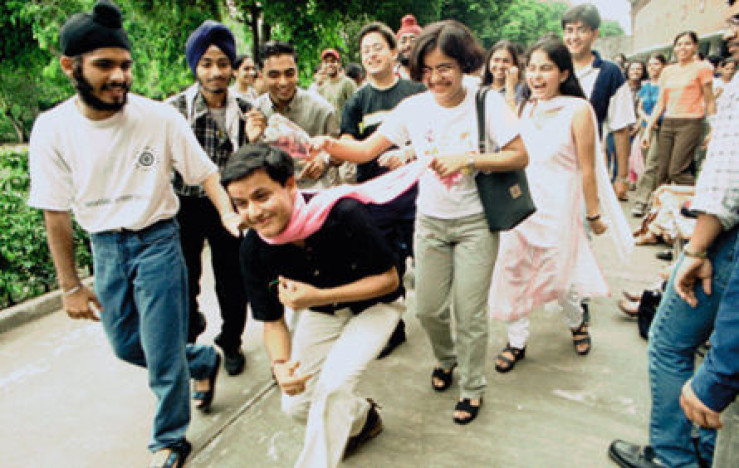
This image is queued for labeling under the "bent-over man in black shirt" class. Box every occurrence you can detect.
[222,143,403,468]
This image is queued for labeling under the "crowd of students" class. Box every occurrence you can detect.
[25,0,739,467]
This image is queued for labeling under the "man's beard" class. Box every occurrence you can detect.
[398,53,410,67]
[73,65,130,112]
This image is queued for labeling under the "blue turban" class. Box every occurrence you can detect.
[185,20,236,76]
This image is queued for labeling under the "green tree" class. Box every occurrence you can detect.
[599,19,625,38]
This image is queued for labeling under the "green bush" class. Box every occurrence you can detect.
[0,146,92,308]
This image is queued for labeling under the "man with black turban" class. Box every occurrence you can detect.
[27,2,241,466]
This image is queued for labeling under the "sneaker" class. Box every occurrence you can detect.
[344,399,383,458]
[631,203,646,218]
[377,320,406,359]
[222,348,246,376]
[608,440,666,467]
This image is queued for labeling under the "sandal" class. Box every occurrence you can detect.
[453,398,483,425]
[193,353,221,413]
[618,298,639,318]
[634,232,658,246]
[431,363,457,392]
[494,344,526,373]
[149,441,192,468]
[571,319,592,356]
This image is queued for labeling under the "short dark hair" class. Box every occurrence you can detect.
[561,3,601,30]
[720,57,736,67]
[345,62,365,81]
[650,53,668,65]
[221,143,295,188]
[260,40,297,64]
[409,20,486,81]
[234,54,255,70]
[358,21,397,50]
[674,30,699,46]
[481,40,522,86]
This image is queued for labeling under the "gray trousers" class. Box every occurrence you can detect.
[633,128,660,207]
[714,399,739,467]
[414,213,498,399]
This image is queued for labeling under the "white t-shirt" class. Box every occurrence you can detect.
[28,94,218,233]
[380,84,519,219]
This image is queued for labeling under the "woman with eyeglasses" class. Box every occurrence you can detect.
[312,20,527,425]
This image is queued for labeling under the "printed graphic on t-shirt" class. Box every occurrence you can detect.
[135,146,159,171]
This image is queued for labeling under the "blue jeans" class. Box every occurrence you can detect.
[90,219,217,452]
[648,228,738,467]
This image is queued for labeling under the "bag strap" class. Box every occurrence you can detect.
[475,88,489,153]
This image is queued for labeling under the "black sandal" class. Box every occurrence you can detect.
[494,344,526,373]
[571,320,591,356]
[193,353,221,413]
[149,441,192,468]
[453,398,483,425]
[431,363,457,392]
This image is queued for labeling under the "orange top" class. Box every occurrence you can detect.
[659,60,713,118]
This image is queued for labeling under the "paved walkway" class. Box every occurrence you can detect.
[0,200,670,467]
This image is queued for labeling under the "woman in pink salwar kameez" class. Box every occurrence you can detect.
[488,37,632,373]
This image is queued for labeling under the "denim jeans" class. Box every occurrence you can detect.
[90,219,218,452]
[648,228,738,467]
[414,213,498,399]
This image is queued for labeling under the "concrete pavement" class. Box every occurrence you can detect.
[0,202,670,467]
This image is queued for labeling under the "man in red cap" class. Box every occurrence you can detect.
[395,14,422,79]
[316,48,357,113]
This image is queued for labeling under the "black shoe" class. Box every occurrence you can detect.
[193,353,220,413]
[377,320,406,359]
[187,311,207,344]
[223,348,246,376]
[608,440,666,467]
[656,250,673,261]
[344,399,383,458]
[150,440,192,468]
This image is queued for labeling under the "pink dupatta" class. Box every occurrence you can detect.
[260,161,426,245]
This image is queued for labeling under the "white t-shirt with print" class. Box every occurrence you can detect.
[28,94,217,233]
[379,84,519,219]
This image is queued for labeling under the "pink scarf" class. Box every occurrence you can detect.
[260,161,426,245]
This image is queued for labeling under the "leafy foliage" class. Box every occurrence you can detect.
[0,147,92,308]
[600,19,625,38]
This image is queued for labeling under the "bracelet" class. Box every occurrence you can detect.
[586,214,601,222]
[271,359,287,368]
[683,248,708,259]
[616,176,630,184]
[63,284,82,296]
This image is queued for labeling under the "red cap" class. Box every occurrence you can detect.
[396,14,422,38]
[321,48,340,61]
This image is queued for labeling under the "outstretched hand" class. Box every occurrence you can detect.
[221,212,244,237]
[273,361,312,396]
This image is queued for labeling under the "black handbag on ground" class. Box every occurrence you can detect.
[474,88,536,231]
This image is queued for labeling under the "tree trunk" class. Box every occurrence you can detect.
[3,109,27,143]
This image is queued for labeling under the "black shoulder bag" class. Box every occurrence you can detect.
[474,88,536,231]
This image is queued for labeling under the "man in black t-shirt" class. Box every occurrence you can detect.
[223,144,403,467]
[341,21,425,358]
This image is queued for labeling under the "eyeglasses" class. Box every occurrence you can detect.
[421,63,458,78]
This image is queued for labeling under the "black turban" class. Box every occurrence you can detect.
[60,0,130,56]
